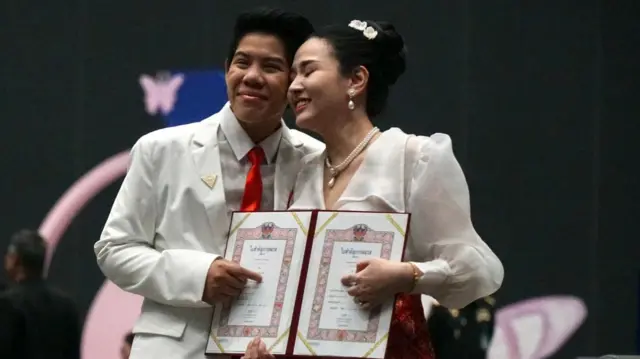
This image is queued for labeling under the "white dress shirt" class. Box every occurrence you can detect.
[290,127,504,309]
[218,110,283,213]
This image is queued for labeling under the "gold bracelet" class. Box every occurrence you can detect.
[407,262,421,293]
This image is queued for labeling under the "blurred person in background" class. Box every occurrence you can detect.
[428,296,497,359]
[0,229,81,359]
[94,7,321,359]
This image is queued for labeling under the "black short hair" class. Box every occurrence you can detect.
[314,20,407,117]
[7,229,47,277]
[227,7,314,67]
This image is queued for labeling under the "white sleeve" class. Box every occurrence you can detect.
[405,133,504,309]
[94,136,217,308]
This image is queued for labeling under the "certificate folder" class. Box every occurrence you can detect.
[206,210,410,358]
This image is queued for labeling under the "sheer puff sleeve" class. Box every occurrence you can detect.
[406,133,504,309]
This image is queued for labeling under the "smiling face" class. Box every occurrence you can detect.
[225,33,290,129]
[288,37,352,132]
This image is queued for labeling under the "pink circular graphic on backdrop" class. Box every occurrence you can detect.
[81,280,143,359]
[39,150,131,271]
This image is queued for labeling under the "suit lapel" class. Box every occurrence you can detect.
[274,126,304,210]
[191,119,228,235]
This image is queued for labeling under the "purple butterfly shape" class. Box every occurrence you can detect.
[139,73,185,115]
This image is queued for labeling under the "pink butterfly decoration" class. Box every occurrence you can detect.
[139,73,185,115]
[488,295,587,359]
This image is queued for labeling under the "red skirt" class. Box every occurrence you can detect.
[385,293,435,359]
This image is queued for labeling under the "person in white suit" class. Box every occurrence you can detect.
[94,8,323,359]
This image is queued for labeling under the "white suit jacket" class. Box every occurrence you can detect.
[94,106,324,359]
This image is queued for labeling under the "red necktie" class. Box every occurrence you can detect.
[240,146,265,212]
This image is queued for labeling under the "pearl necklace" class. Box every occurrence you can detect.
[325,127,380,188]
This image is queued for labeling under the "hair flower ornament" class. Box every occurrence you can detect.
[348,20,378,40]
[348,20,367,31]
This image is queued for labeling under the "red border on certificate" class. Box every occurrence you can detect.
[305,224,395,343]
[216,223,298,339]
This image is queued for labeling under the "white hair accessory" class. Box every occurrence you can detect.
[348,20,378,40]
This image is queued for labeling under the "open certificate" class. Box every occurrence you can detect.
[207,211,313,355]
[206,210,409,358]
[293,212,409,358]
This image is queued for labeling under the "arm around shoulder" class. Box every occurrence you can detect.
[406,134,504,309]
[94,135,216,308]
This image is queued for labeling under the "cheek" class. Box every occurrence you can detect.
[310,81,345,109]
[271,75,289,94]
[225,71,241,93]
[267,77,289,105]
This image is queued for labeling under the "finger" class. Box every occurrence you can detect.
[352,296,370,309]
[218,286,242,297]
[245,338,258,356]
[240,267,263,283]
[356,259,371,272]
[250,337,263,355]
[256,338,274,358]
[347,285,364,297]
[367,300,385,310]
[357,293,377,303]
[230,265,263,283]
[218,296,232,307]
[258,339,267,352]
[359,302,373,310]
[213,281,246,294]
[341,274,358,287]
[221,273,247,289]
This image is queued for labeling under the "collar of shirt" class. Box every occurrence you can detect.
[219,104,283,164]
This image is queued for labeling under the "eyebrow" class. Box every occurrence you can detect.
[293,59,317,71]
[234,51,287,66]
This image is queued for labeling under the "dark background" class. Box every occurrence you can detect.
[2,1,639,357]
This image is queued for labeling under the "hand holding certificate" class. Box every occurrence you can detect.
[208,212,312,355]
[202,258,263,305]
[341,257,416,309]
[207,210,409,358]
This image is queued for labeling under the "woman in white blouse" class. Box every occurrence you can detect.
[242,19,504,359]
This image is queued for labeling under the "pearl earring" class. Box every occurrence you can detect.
[347,89,356,110]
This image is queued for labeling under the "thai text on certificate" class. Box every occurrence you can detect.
[305,222,396,343]
[320,242,382,331]
[226,238,287,326]
[216,221,299,336]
